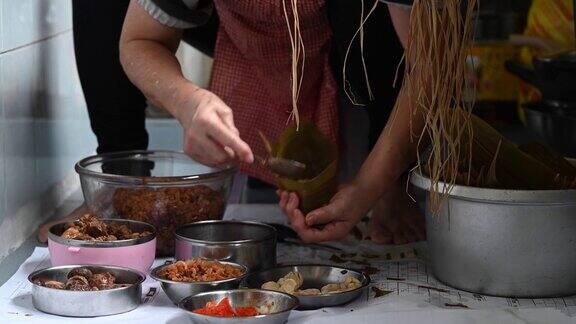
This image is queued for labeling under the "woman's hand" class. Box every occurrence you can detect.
[278,184,369,243]
[120,1,253,167]
[176,87,254,166]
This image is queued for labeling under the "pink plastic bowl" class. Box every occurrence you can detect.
[48,219,156,274]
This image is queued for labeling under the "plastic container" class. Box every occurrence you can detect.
[48,219,156,273]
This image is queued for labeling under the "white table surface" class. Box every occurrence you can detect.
[1,204,575,323]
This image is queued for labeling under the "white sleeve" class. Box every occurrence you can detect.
[137,0,212,29]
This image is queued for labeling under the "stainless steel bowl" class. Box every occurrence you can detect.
[175,221,277,272]
[242,265,370,309]
[411,171,576,297]
[179,289,298,324]
[28,265,145,317]
[48,218,156,248]
[150,261,248,304]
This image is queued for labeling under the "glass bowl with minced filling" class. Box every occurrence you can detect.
[75,150,236,256]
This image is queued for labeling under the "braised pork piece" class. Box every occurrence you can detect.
[60,214,152,241]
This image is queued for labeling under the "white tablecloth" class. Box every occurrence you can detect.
[1,204,575,323]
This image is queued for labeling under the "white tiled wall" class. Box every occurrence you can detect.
[0,0,96,261]
[0,0,206,262]
[0,0,72,52]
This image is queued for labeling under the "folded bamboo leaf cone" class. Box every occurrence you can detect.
[274,122,338,214]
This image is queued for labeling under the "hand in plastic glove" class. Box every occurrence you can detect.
[119,3,253,167]
[177,88,254,166]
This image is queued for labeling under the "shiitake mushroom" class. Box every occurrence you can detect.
[33,267,128,291]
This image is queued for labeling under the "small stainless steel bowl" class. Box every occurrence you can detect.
[28,264,145,317]
[150,260,248,304]
[179,289,298,324]
[242,265,370,309]
[175,220,277,272]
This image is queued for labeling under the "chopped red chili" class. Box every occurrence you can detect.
[193,297,259,317]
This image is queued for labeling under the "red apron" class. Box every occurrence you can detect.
[209,0,339,185]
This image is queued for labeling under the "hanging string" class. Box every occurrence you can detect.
[359,0,375,102]
[282,0,305,129]
[342,0,379,106]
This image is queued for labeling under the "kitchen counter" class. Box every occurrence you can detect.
[0,201,283,286]
[1,201,575,323]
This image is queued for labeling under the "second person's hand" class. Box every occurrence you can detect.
[176,86,254,166]
[278,184,370,243]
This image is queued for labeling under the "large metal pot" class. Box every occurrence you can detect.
[411,171,576,297]
[506,51,576,104]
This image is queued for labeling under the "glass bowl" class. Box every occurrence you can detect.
[75,150,236,256]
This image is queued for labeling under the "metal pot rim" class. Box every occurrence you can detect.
[48,218,156,247]
[174,220,277,245]
[410,170,576,204]
[178,288,299,318]
[524,104,576,120]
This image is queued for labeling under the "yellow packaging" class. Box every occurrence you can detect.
[518,0,575,120]
[468,43,520,102]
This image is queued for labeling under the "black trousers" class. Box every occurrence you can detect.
[72,0,221,156]
[327,0,404,149]
[73,0,148,155]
